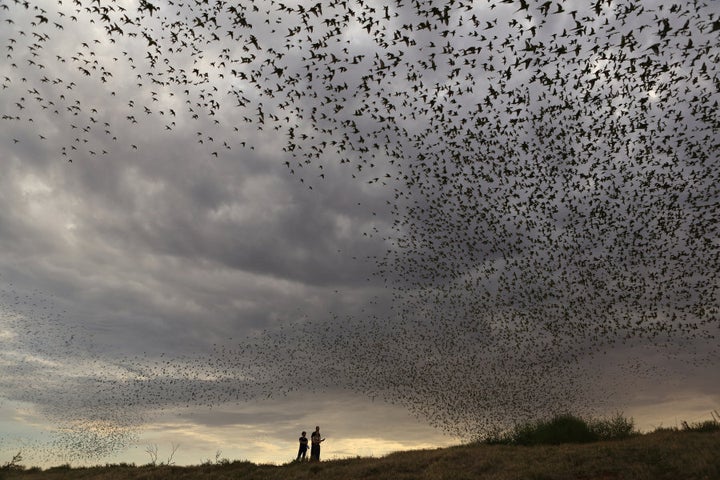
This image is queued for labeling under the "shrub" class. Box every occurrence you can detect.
[1,452,24,471]
[682,419,720,433]
[480,412,638,445]
[589,412,638,441]
[512,414,599,445]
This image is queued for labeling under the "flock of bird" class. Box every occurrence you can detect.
[1,0,719,463]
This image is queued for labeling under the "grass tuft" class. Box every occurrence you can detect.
[683,418,720,433]
[652,412,720,433]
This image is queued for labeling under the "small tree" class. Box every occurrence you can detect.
[145,443,179,466]
[145,444,159,466]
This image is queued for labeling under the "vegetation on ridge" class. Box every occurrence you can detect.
[1,413,718,480]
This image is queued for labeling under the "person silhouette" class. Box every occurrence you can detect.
[310,426,325,461]
[296,431,309,461]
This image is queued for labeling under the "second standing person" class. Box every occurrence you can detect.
[310,426,325,461]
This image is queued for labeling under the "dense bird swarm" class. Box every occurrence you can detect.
[1,0,719,462]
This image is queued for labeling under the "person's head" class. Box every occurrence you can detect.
[315,426,320,432]
[301,431,306,436]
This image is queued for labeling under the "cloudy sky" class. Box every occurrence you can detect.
[1,0,719,468]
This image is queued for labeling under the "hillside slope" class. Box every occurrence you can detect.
[2,431,719,480]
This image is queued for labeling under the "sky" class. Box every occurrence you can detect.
[1,0,719,468]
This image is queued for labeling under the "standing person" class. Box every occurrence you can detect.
[310,426,325,461]
[296,431,309,461]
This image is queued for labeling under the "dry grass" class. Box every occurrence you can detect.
[2,430,718,480]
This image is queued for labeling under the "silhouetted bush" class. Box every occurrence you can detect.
[653,413,720,434]
[512,414,598,445]
[589,412,637,441]
[0,452,24,472]
[483,413,639,446]
[682,419,720,433]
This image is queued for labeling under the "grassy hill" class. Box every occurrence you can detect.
[2,429,718,480]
